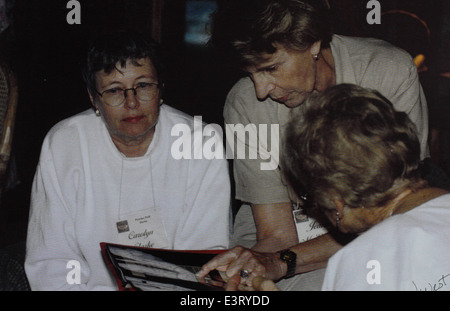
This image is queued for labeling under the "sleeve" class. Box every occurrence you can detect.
[173,130,231,250]
[25,144,89,290]
[384,60,429,159]
[223,80,291,204]
[359,48,429,159]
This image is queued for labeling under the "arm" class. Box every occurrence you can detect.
[360,47,429,159]
[251,202,298,252]
[285,233,343,274]
[388,62,429,159]
[223,237,339,291]
[197,204,344,289]
[25,156,88,290]
[197,229,342,282]
[198,80,339,287]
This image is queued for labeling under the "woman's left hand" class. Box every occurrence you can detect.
[196,246,285,290]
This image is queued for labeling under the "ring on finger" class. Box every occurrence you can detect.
[240,270,250,279]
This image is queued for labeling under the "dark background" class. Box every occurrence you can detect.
[1,0,450,252]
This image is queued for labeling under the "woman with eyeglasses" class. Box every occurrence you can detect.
[25,31,231,290]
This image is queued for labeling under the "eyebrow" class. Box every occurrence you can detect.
[255,63,277,72]
[99,74,156,89]
[252,52,285,72]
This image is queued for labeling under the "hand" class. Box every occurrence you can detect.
[196,246,285,290]
[222,275,280,291]
[252,276,280,291]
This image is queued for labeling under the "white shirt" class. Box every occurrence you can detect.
[25,104,231,290]
[322,194,450,291]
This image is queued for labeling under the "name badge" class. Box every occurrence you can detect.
[292,202,328,243]
[117,209,169,249]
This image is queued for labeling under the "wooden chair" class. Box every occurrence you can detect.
[0,60,18,202]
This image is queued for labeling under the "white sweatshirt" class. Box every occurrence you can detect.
[25,105,231,290]
[322,194,450,291]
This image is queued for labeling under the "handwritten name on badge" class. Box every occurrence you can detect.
[293,206,328,243]
[412,273,450,291]
[117,210,169,249]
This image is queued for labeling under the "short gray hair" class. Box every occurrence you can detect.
[282,84,422,212]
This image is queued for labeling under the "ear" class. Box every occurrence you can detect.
[310,40,322,56]
[87,88,97,109]
[158,82,165,99]
[331,196,345,215]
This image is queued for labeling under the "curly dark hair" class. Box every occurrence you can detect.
[82,30,164,99]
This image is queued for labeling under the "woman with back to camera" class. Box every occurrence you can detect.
[281,84,450,290]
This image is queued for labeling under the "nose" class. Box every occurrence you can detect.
[253,75,275,100]
[123,88,139,109]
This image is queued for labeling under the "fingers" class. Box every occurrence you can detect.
[252,276,280,291]
[196,246,245,281]
[196,246,271,290]
[225,274,241,291]
[225,274,257,291]
[226,275,280,291]
[225,248,258,279]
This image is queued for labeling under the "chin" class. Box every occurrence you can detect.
[283,99,305,108]
[341,225,369,235]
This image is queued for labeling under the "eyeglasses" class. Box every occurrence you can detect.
[96,82,159,107]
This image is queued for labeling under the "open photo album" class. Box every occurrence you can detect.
[101,242,226,291]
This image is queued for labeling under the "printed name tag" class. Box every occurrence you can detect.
[292,203,328,243]
[117,209,169,249]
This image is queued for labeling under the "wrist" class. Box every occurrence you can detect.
[275,255,288,279]
[277,249,297,279]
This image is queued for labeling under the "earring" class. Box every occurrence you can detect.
[335,211,341,229]
[95,109,101,117]
[313,54,320,61]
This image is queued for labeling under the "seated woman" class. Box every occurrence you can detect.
[282,84,450,290]
[25,31,231,290]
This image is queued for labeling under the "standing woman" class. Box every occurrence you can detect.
[198,0,429,291]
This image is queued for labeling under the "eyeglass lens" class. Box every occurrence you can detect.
[103,83,158,106]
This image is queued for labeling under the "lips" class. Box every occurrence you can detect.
[122,115,145,124]
[274,94,289,103]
